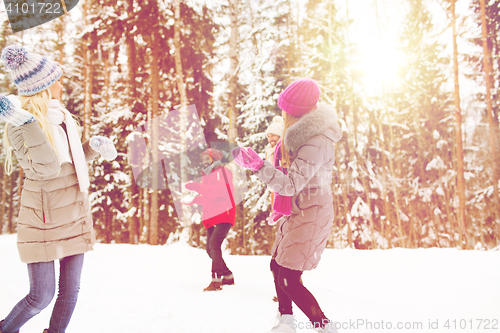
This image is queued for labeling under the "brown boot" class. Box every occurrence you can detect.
[203,280,222,291]
[43,330,49,333]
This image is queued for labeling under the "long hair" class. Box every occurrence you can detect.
[3,89,59,174]
[280,112,301,168]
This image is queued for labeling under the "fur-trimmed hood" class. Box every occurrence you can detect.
[284,103,342,153]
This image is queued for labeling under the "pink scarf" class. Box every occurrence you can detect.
[272,140,292,216]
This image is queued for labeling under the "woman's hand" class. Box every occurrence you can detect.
[0,95,35,126]
[89,136,117,161]
[184,181,200,193]
[268,211,283,226]
[231,147,264,171]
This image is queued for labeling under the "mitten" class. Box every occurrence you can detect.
[185,181,200,193]
[89,136,117,161]
[268,211,283,226]
[0,95,35,126]
[231,147,264,172]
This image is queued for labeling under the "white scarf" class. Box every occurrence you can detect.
[46,99,90,193]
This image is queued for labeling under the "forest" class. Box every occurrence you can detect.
[0,0,498,252]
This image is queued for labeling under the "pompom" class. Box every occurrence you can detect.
[272,115,284,123]
[1,44,28,70]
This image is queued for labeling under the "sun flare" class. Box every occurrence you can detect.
[357,40,404,95]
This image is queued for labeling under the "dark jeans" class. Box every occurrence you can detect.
[270,259,330,329]
[1,254,84,333]
[206,223,232,278]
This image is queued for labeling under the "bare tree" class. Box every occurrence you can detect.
[147,0,160,245]
[82,0,94,141]
[451,0,467,247]
[174,0,191,237]
[479,0,500,232]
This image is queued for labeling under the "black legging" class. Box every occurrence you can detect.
[206,223,233,278]
[270,259,329,328]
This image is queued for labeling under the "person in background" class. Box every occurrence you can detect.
[264,115,284,165]
[0,44,117,333]
[264,115,284,209]
[232,78,342,333]
[181,148,236,291]
[264,116,285,303]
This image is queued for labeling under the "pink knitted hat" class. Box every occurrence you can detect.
[278,78,321,116]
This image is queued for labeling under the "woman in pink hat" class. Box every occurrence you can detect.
[233,78,342,333]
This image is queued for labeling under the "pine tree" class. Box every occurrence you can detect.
[391,0,455,247]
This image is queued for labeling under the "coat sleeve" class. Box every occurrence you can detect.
[8,121,60,177]
[254,141,324,196]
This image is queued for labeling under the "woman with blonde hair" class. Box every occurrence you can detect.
[233,78,342,333]
[0,44,117,333]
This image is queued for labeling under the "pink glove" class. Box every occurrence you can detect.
[231,147,264,172]
[268,211,283,226]
[185,181,200,192]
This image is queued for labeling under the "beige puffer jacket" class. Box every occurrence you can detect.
[8,120,99,263]
[255,104,342,271]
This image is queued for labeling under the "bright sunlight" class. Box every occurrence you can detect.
[356,39,404,96]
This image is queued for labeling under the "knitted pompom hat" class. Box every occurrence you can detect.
[265,115,284,137]
[278,78,321,116]
[201,148,223,161]
[1,44,63,96]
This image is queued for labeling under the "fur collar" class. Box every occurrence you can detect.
[284,103,342,153]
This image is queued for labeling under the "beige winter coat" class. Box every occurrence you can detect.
[255,104,342,271]
[8,120,99,263]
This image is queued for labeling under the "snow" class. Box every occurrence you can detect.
[1,234,499,333]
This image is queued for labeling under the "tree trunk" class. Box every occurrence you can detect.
[451,0,467,248]
[227,0,245,253]
[128,144,139,244]
[479,0,500,237]
[126,0,137,98]
[388,125,405,247]
[360,164,375,248]
[56,15,65,64]
[126,0,139,245]
[174,0,192,240]
[148,0,160,245]
[142,188,149,243]
[139,189,144,242]
[377,120,392,248]
[83,0,94,141]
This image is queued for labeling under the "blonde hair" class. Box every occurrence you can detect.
[3,89,77,175]
[280,112,301,169]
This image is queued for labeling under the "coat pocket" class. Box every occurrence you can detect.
[296,191,320,211]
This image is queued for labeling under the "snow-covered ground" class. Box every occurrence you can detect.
[1,233,499,333]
